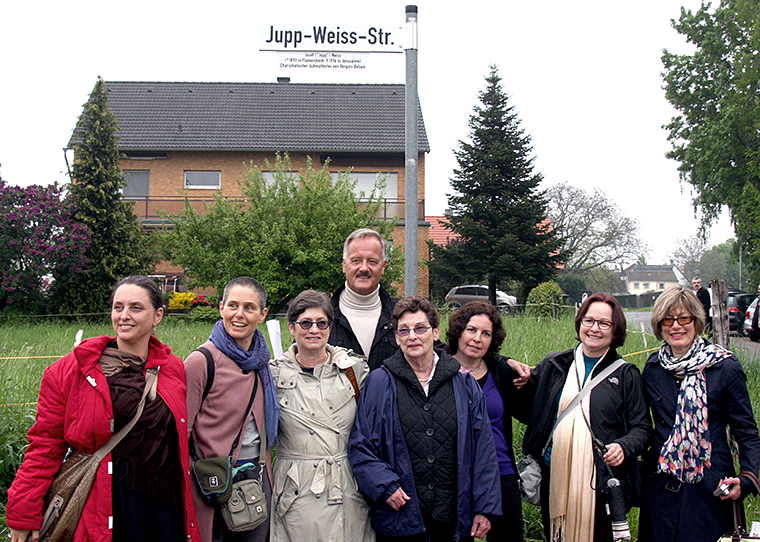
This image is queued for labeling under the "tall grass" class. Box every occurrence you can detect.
[0,314,758,538]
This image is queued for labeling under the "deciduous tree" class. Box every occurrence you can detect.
[669,235,707,281]
[54,77,154,315]
[547,182,645,272]
[161,154,398,310]
[698,239,741,288]
[662,0,760,263]
[434,66,562,303]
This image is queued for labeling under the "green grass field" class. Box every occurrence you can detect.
[0,313,758,539]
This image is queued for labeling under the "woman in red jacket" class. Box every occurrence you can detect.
[7,276,200,542]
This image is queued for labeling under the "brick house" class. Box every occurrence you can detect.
[68,80,431,295]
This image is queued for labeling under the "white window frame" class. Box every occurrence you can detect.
[330,171,398,199]
[184,171,221,190]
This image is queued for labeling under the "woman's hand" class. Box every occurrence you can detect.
[603,442,625,467]
[470,514,491,538]
[385,486,411,510]
[10,528,37,542]
[718,477,743,501]
[507,358,531,388]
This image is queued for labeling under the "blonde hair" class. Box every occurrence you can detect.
[650,286,706,340]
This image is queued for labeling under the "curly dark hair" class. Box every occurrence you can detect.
[445,302,505,362]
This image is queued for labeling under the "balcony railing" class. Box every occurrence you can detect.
[126,196,424,222]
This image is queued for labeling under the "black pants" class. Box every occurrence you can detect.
[376,517,459,542]
[486,473,523,541]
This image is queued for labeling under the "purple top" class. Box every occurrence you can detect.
[479,371,515,476]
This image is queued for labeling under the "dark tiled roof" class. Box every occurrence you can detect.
[621,265,678,282]
[69,81,429,153]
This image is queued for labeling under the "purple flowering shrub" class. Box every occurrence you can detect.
[0,181,90,312]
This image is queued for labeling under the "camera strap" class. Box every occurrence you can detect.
[541,357,625,457]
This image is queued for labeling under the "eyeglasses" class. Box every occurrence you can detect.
[661,315,695,327]
[580,317,613,330]
[293,319,331,330]
[395,325,431,337]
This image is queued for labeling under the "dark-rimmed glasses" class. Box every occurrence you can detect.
[661,315,694,327]
[395,325,431,337]
[580,317,613,330]
[293,319,331,330]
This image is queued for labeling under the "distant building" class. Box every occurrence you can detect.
[619,264,680,294]
[426,215,461,247]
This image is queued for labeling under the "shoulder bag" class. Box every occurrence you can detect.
[190,373,257,506]
[718,471,760,542]
[190,365,267,535]
[39,368,158,542]
[219,410,268,532]
[517,358,626,505]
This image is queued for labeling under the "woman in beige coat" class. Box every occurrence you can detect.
[269,290,374,542]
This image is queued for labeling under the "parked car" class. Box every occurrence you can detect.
[744,297,760,341]
[729,292,757,334]
[444,285,517,312]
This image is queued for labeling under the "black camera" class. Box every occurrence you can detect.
[605,478,631,540]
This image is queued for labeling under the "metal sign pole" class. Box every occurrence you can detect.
[404,5,419,296]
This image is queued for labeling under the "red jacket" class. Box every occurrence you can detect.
[7,335,200,542]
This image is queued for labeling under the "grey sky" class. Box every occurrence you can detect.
[0,0,733,264]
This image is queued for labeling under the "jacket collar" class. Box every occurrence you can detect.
[383,348,460,391]
[73,334,172,372]
[278,342,360,370]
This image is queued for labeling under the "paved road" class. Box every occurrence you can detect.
[624,311,652,331]
[624,310,760,364]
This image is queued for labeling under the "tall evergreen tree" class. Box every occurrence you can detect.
[55,77,154,315]
[437,66,562,302]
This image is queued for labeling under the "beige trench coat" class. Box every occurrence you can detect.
[269,344,375,542]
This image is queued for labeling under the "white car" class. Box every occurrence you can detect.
[743,297,759,341]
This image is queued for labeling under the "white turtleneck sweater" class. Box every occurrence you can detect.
[339,282,382,357]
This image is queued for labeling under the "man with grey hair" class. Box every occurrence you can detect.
[329,228,399,370]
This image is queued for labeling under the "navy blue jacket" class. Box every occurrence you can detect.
[348,349,501,541]
[639,350,760,542]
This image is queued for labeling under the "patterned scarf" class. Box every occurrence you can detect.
[209,320,279,447]
[656,336,732,483]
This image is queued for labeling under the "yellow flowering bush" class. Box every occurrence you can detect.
[168,292,196,310]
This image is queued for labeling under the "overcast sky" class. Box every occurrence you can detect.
[0,0,734,265]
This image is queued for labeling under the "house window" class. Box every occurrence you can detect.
[643,282,650,290]
[184,171,221,189]
[659,283,665,290]
[261,171,299,185]
[634,282,639,290]
[123,170,150,198]
[330,172,399,199]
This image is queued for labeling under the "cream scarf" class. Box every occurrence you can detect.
[549,344,606,542]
